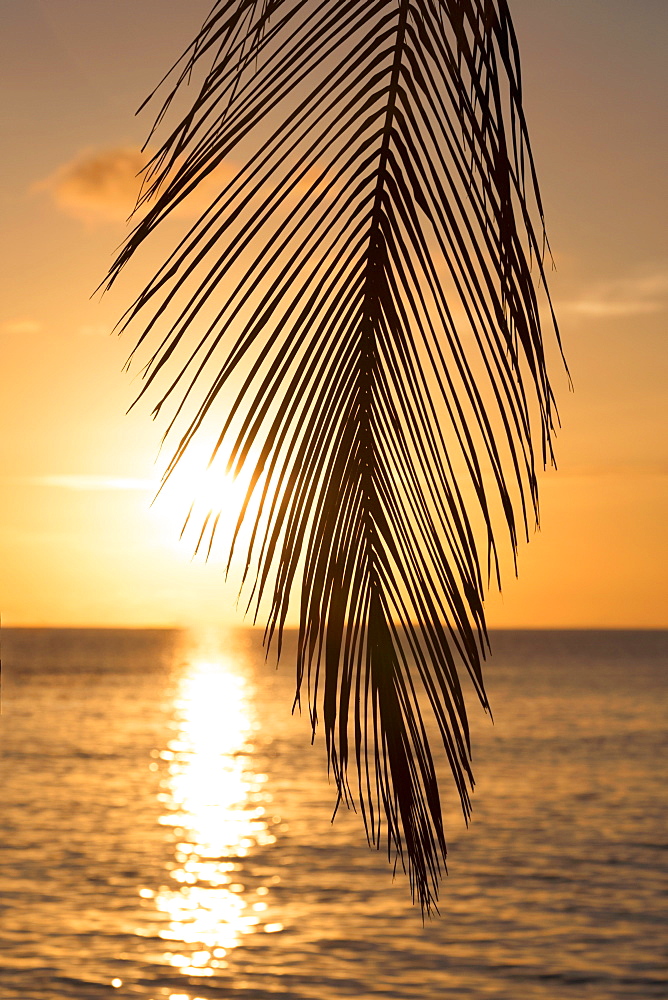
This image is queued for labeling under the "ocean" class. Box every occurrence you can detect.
[1,627,666,999]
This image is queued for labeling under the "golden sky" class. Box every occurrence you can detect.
[1,0,666,627]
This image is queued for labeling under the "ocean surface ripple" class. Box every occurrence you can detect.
[1,628,666,1000]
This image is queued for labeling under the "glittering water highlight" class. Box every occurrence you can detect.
[1,628,666,999]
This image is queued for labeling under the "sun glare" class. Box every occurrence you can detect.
[150,441,257,563]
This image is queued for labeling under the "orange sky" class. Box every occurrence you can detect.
[1,0,666,628]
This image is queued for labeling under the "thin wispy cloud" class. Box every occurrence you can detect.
[1,318,43,336]
[563,268,668,319]
[78,323,111,337]
[16,475,157,492]
[556,462,668,479]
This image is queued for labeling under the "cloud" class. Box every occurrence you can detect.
[26,475,157,492]
[36,145,335,228]
[0,318,43,335]
[78,323,110,337]
[37,146,240,226]
[563,268,668,319]
[556,463,668,479]
[36,146,150,223]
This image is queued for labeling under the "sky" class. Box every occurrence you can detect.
[0,0,666,628]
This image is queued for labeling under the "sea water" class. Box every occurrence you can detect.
[1,628,666,999]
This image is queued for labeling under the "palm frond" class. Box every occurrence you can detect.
[106,0,564,912]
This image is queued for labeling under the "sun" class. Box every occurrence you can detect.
[150,439,256,564]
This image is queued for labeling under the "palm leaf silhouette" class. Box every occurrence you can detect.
[106,0,564,912]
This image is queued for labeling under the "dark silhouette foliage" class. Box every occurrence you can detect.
[106,0,564,912]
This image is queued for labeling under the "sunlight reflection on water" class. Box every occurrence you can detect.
[2,628,665,1000]
[139,632,281,978]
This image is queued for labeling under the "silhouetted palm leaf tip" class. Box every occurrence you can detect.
[107,0,565,912]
